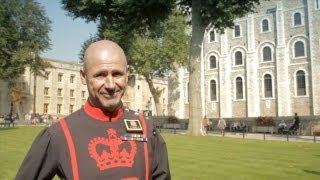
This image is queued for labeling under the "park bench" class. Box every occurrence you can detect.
[0,120,17,128]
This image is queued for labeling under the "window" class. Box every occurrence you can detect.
[264,74,272,98]
[70,75,75,83]
[58,88,62,96]
[316,0,320,10]
[70,89,74,97]
[45,72,50,80]
[58,73,63,82]
[81,91,86,98]
[209,56,217,69]
[235,51,243,65]
[57,104,62,114]
[209,30,215,42]
[44,87,49,96]
[69,105,74,114]
[44,103,49,114]
[234,25,241,37]
[185,82,189,103]
[296,71,306,96]
[263,46,272,62]
[294,12,302,26]
[294,41,305,57]
[236,77,243,100]
[210,80,217,101]
[262,19,269,32]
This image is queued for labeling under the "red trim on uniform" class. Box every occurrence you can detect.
[84,100,124,122]
[60,118,79,180]
[138,114,149,180]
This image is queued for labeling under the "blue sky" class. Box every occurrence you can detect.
[37,0,97,62]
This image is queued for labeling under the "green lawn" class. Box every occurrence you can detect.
[1,126,320,180]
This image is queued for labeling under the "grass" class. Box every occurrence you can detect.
[1,127,320,180]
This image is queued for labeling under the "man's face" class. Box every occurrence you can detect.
[80,51,129,112]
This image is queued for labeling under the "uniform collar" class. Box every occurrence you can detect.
[84,100,124,122]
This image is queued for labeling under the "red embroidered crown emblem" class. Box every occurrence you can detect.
[88,128,137,170]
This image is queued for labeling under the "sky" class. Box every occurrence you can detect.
[37,0,97,62]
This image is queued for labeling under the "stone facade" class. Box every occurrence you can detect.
[171,0,320,119]
[0,58,168,117]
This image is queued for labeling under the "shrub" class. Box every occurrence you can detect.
[256,116,274,126]
[167,116,179,123]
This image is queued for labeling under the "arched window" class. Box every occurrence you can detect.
[296,71,306,96]
[263,46,272,62]
[209,56,217,69]
[264,74,272,98]
[262,19,269,32]
[236,77,243,99]
[235,51,243,65]
[294,41,305,57]
[209,31,215,42]
[210,80,217,101]
[234,25,240,37]
[294,12,302,26]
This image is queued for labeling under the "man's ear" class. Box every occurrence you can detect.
[80,68,87,85]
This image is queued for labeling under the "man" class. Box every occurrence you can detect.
[289,112,300,134]
[16,40,171,180]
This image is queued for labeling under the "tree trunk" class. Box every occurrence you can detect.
[144,75,163,116]
[187,0,207,136]
[10,84,23,122]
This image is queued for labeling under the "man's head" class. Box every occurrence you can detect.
[80,40,129,112]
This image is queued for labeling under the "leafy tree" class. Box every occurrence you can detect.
[62,0,264,135]
[0,0,51,120]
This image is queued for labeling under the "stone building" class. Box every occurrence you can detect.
[172,0,320,119]
[0,58,168,118]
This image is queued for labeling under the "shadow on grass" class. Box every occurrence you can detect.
[0,127,18,131]
[303,169,320,176]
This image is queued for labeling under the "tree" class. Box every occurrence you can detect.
[77,11,190,116]
[0,0,51,121]
[62,0,264,135]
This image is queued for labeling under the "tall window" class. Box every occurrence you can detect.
[70,89,74,97]
[44,87,49,96]
[69,105,74,114]
[81,91,86,98]
[58,88,62,96]
[264,74,272,98]
[294,12,302,26]
[296,71,306,96]
[209,31,215,42]
[185,82,189,103]
[234,25,241,37]
[57,104,62,114]
[58,73,63,82]
[236,77,243,99]
[70,75,75,83]
[262,19,269,32]
[235,51,243,65]
[45,72,50,80]
[210,80,217,101]
[44,103,49,114]
[294,41,305,57]
[263,46,272,62]
[209,56,217,69]
[316,0,320,10]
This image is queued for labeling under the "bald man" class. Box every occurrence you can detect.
[16,40,171,180]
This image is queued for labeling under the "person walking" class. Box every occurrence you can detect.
[217,118,227,134]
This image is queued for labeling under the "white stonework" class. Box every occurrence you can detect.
[170,0,320,119]
[0,58,168,117]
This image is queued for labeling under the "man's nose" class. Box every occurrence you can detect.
[104,76,115,89]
